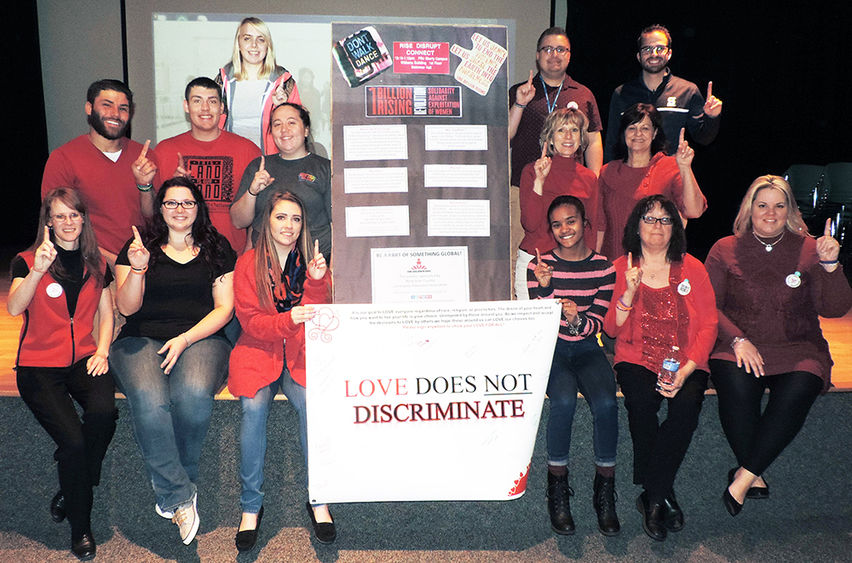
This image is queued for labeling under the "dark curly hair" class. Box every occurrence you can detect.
[612,103,667,162]
[621,195,685,262]
[143,176,232,282]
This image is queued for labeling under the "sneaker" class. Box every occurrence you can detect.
[155,503,174,519]
[172,493,199,545]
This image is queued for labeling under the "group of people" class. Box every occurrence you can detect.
[516,25,851,543]
[9,15,851,562]
[13,17,333,561]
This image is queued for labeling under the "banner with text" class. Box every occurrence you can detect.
[305,300,560,503]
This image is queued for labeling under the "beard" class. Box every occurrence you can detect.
[87,108,128,140]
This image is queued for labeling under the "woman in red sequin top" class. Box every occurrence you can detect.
[603,195,718,541]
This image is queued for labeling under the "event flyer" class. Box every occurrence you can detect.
[305,300,561,503]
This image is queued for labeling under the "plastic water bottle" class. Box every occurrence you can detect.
[657,346,680,390]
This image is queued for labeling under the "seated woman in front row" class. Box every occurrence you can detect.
[705,175,852,516]
[228,191,332,551]
[603,195,717,542]
[110,177,236,546]
[8,188,116,561]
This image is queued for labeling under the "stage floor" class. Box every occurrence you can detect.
[1,276,851,396]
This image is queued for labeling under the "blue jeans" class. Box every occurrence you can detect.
[546,337,618,467]
[239,365,307,514]
[111,336,230,513]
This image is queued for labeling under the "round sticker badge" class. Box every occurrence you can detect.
[785,271,802,288]
[46,282,63,298]
[677,278,691,296]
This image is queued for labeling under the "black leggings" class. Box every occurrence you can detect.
[709,360,822,476]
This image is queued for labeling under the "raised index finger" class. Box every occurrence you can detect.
[131,225,142,243]
[541,142,548,159]
[825,217,833,237]
[314,239,320,257]
[706,81,713,100]
[679,127,685,145]
[259,155,265,172]
[139,139,150,158]
[535,247,542,264]
[44,225,51,242]
[527,69,534,86]
[627,251,633,269]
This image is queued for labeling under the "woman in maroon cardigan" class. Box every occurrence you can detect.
[705,175,852,516]
[228,190,332,550]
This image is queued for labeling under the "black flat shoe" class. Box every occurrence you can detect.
[306,502,336,544]
[71,533,96,561]
[722,487,743,516]
[663,492,684,532]
[728,467,770,500]
[235,506,263,552]
[636,492,667,541]
[50,491,66,523]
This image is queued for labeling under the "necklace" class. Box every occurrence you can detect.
[540,75,564,113]
[752,230,785,252]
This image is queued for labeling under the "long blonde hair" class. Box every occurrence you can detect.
[732,175,808,237]
[254,191,313,310]
[231,17,277,81]
[539,106,588,159]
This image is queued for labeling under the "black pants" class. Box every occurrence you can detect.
[615,362,708,504]
[709,359,822,476]
[17,359,117,538]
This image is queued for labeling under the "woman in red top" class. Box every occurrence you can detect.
[516,104,600,299]
[229,191,332,550]
[8,188,115,561]
[603,195,717,542]
[598,103,706,261]
[705,175,852,516]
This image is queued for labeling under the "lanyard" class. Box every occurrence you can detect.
[540,74,564,114]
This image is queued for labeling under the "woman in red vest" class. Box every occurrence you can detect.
[8,187,116,561]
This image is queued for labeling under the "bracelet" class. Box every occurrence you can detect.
[514,103,527,109]
[130,265,148,275]
[182,333,191,347]
[615,297,633,312]
[731,336,748,349]
[819,259,839,265]
[136,183,153,192]
[248,187,260,197]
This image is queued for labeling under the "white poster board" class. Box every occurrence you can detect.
[304,300,560,503]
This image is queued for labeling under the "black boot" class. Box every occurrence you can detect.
[636,491,667,541]
[593,473,620,536]
[546,471,575,535]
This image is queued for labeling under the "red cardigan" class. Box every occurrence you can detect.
[603,253,718,373]
[228,249,330,397]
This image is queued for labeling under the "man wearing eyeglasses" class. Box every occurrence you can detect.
[603,24,723,162]
[508,27,603,297]
[42,79,162,268]
[154,77,260,254]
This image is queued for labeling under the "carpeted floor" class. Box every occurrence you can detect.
[0,393,850,562]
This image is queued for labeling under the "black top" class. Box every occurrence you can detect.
[115,235,236,341]
[11,246,112,317]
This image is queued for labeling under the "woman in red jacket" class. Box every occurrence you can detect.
[229,191,331,551]
[8,188,116,561]
[603,195,717,542]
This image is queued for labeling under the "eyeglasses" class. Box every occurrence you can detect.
[639,45,669,55]
[162,200,198,209]
[50,212,82,223]
[538,46,570,55]
[641,215,674,225]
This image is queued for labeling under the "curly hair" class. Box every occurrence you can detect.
[34,187,104,285]
[621,195,686,262]
[612,103,667,162]
[143,177,232,283]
